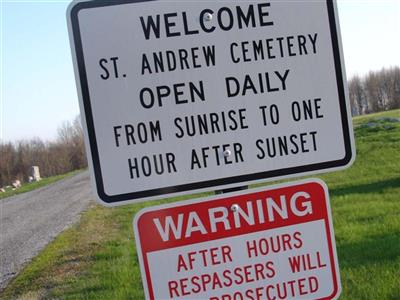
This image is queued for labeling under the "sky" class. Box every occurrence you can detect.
[1,0,400,143]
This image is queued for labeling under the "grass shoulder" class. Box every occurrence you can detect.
[0,170,83,200]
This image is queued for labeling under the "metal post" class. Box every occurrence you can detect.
[215,185,248,195]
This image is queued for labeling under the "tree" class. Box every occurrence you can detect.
[348,66,400,115]
[0,115,88,187]
[348,75,365,115]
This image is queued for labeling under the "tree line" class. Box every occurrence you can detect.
[0,117,87,187]
[348,66,400,115]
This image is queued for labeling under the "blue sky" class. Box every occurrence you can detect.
[1,0,400,142]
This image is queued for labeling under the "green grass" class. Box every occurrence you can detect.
[1,110,400,299]
[352,108,400,126]
[0,170,82,200]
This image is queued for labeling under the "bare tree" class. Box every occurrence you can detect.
[0,116,87,187]
[348,75,365,115]
[348,66,400,115]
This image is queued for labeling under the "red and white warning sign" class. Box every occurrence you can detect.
[133,179,341,300]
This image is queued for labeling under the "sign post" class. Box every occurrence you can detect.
[67,0,354,205]
[134,179,341,300]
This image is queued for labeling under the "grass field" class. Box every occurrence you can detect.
[1,109,399,299]
[0,170,82,200]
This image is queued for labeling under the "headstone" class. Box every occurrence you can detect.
[30,166,41,182]
[12,180,21,189]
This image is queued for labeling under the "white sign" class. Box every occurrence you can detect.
[134,179,341,300]
[67,0,354,205]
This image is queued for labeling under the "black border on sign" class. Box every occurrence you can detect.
[69,0,353,204]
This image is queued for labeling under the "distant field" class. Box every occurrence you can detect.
[1,109,399,299]
[0,170,82,200]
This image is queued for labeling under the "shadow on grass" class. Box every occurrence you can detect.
[338,232,400,268]
[53,284,109,299]
[330,177,400,197]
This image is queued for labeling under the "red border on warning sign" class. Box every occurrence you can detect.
[133,179,341,300]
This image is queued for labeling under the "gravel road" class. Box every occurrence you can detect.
[0,171,93,289]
